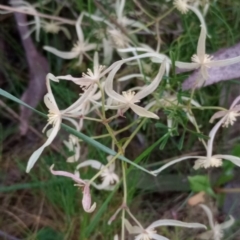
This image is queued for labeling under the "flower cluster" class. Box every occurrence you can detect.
[1,0,239,239]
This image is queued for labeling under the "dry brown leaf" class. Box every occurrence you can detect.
[14,12,49,135]
[188,191,206,206]
[181,42,240,90]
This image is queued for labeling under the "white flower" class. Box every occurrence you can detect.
[151,103,240,175]
[198,204,234,240]
[10,0,41,41]
[210,95,240,127]
[50,165,96,213]
[176,25,240,84]
[75,155,119,191]
[124,218,206,240]
[53,52,106,88]
[174,0,190,14]
[44,14,97,65]
[26,74,93,173]
[104,60,166,119]
[63,134,81,163]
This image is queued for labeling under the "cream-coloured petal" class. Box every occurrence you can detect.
[149,233,169,240]
[151,156,203,175]
[175,61,200,69]
[207,116,228,158]
[209,111,227,123]
[147,219,206,230]
[215,154,240,167]
[130,104,159,119]
[26,120,61,173]
[196,25,206,61]
[76,13,84,42]
[219,216,234,229]
[82,184,96,213]
[44,93,59,112]
[84,43,97,51]
[197,230,214,240]
[230,96,240,109]
[199,204,215,229]
[50,164,85,185]
[134,60,166,101]
[105,63,128,103]
[124,219,143,234]
[43,46,79,59]
[63,86,94,114]
[60,26,71,40]
[75,160,103,171]
[208,55,240,68]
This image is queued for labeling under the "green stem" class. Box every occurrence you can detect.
[122,118,147,150]
[88,152,121,184]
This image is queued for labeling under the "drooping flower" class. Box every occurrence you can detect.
[210,95,240,128]
[44,14,97,65]
[124,217,206,240]
[104,60,166,119]
[26,74,92,172]
[50,165,96,213]
[176,26,240,86]
[198,204,234,240]
[74,155,119,191]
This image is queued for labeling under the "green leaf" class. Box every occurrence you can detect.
[0,88,154,176]
[159,133,170,150]
[188,175,216,197]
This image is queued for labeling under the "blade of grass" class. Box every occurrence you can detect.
[0,88,155,176]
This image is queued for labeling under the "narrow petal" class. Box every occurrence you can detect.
[130,104,159,119]
[208,55,240,68]
[103,38,113,65]
[46,74,59,109]
[215,154,240,167]
[116,0,125,20]
[199,204,215,229]
[230,95,240,109]
[118,74,146,82]
[82,184,96,213]
[50,164,85,185]
[26,120,61,173]
[207,116,228,158]
[150,234,169,240]
[60,26,71,40]
[209,111,227,123]
[75,160,103,171]
[148,219,207,230]
[63,85,94,114]
[84,43,98,52]
[134,60,166,100]
[44,93,59,112]
[175,61,200,70]
[43,46,79,59]
[76,13,84,42]
[124,219,142,234]
[90,177,114,191]
[196,25,207,60]
[151,156,204,175]
[220,216,235,229]
[105,63,128,103]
